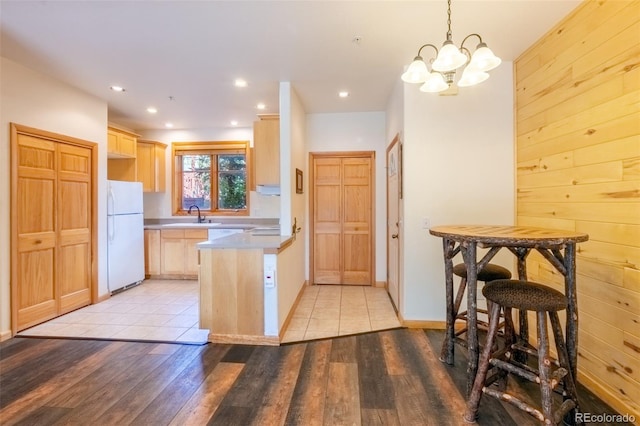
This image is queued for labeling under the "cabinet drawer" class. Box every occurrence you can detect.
[185,229,208,239]
[161,229,185,239]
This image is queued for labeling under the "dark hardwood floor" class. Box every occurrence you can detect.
[0,329,628,425]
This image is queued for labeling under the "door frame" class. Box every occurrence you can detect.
[309,151,376,286]
[386,134,402,311]
[10,123,99,336]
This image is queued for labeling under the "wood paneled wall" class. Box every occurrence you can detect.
[515,0,639,418]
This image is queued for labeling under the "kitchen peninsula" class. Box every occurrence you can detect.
[197,231,300,345]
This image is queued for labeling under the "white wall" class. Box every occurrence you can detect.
[277,82,307,326]
[0,57,108,338]
[135,127,280,219]
[400,63,515,321]
[306,112,387,283]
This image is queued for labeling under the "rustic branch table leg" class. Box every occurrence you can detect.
[440,238,457,364]
[564,243,578,378]
[463,242,479,397]
[515,247,530,364]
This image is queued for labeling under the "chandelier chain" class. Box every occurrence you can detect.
[446,0,452,38]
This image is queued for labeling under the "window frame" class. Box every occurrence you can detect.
[171,140,251,216]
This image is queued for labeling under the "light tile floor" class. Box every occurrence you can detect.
[281,285,402,343]
[17,280,210,344]
[17,280,401,345]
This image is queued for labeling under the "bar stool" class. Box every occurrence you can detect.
[441,263,512,361]
[464,280,580,425]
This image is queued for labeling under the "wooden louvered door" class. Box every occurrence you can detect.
[311,152,374,286]
[11,124,95,333]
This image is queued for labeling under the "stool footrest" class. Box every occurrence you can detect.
[511,342,539,357]
[507,357,540,376]
[483,386,545,423]
[489,358,539,383]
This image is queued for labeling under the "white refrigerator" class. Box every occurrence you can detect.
[107,180,145,293]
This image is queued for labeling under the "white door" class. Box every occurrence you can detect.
[386,136,401,310]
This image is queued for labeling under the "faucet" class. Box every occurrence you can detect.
[188,205,205,223]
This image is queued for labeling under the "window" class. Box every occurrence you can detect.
[172,141,250,216]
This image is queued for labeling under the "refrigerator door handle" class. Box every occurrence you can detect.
[107,186,115,215]
[108,215,115,242]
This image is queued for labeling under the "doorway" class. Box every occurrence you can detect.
[10,124,98,334]
[309,151,375,286]
[386,135,401,310]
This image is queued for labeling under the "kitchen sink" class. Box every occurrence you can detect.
[162,222,221,227]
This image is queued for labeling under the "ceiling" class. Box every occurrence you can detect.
[0,0,581,131]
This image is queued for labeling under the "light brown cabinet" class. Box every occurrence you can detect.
[144,229,161,277]
[158,228,208,278]
[253,114,280,186]
[107,126,139,182]
[107,127,137,158]
[137,140,167,192]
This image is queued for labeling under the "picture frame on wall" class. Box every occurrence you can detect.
[296,168,303,194]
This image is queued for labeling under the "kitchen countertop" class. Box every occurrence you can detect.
[197,232,293,250]
[144,223,258,230]
[144,217,279,230]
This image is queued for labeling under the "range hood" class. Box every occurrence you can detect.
[256,184,280,196]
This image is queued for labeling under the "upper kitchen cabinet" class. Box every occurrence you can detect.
[136,139,167,192]
[107,126,138,159]
[253,114,280,186]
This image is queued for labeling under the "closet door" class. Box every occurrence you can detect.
[313,158,342,284]
[14,134,58,330]
[12,125,94,332]
[311,153,374,286]
[57,143,92,314]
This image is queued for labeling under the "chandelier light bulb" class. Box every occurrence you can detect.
[457,67,490,87]
[432,41,467,72]
[419,72,449,93]
[401,57,429,83]
[467,44,502,72]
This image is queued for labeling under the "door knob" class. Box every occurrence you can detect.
[391,234,398,239]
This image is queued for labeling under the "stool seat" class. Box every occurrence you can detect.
[483,280,567,312]
[453,263,512,282]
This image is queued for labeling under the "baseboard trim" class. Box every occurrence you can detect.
[402,319,447,330]
[374,281,387,288]
[0,330,12,342]
[96,293,111,303]
[279,280,308,338]
[207,333,280,346]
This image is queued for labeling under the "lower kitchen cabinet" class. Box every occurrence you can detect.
[158,229,208,279]
[144,229,161,277]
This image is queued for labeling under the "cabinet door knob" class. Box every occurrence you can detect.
[35,239,42,244]
[391,234,398,239]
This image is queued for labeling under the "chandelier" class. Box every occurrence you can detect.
[401,0,501,93]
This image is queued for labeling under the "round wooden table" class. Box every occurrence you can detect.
[429,225,589,397]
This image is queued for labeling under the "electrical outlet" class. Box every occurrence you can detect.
[422,217,430,229]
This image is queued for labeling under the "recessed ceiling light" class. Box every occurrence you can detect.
[165,122,173,128]
[339,91,349,98]
[110,85,125,92]
[147,107,158,114]
[234,79,248,88]
[256,103,266,110]
[230,120,238,126]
